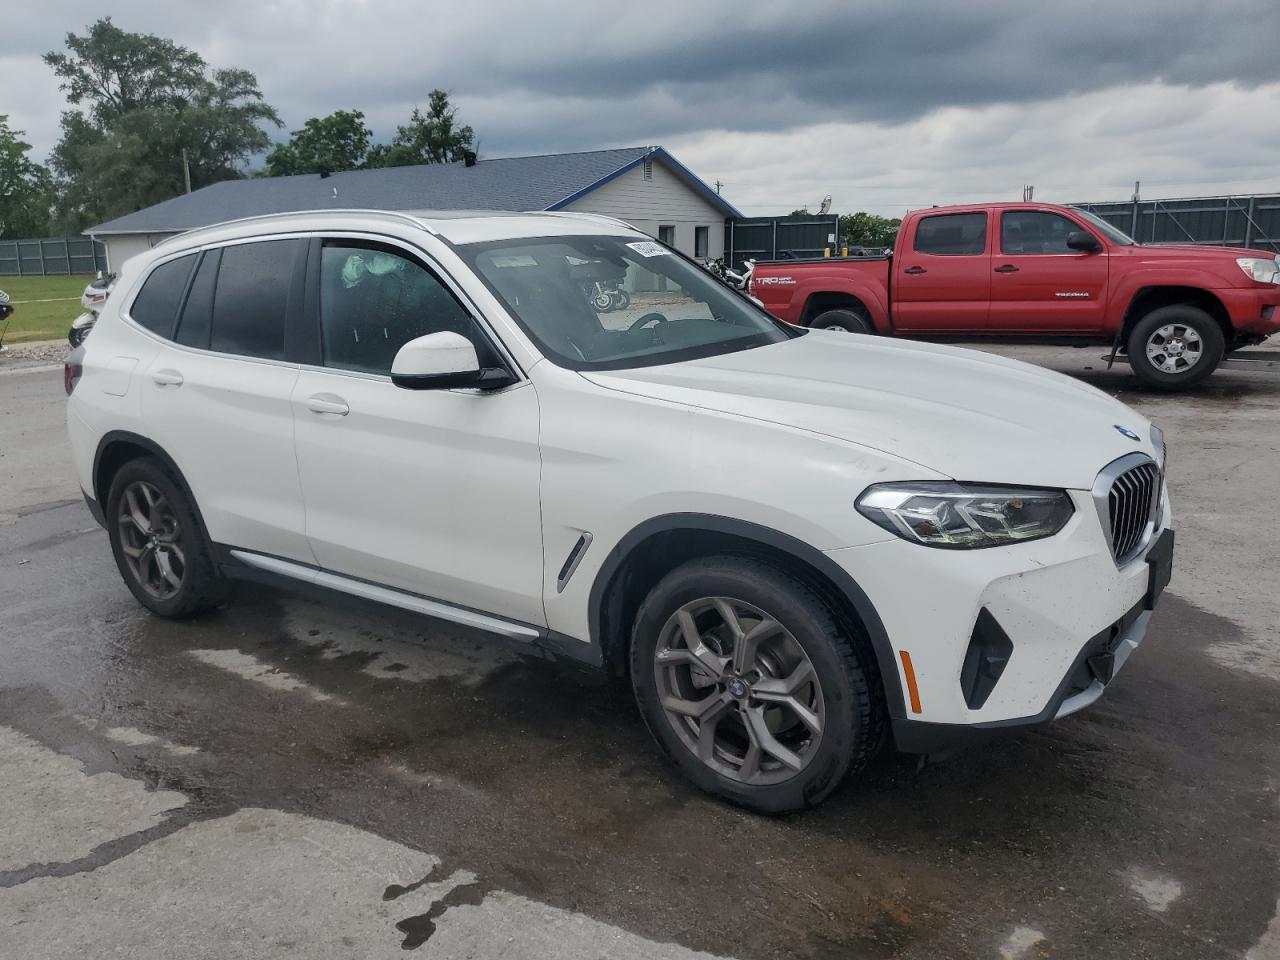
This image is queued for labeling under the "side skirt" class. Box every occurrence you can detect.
[216,547,602,668]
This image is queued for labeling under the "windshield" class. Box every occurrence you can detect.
[1071,208,1136,246]
[459,234,795,370]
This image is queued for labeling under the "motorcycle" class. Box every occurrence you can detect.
[706,257,750,291]
[68,272,116,347]
[588,279,631,313]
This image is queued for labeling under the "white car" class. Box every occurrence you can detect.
[65,209,1174,813]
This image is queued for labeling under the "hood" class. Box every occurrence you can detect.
[582,333,1159,490]
[1118,243,1275,261]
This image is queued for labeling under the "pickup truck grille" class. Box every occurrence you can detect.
[1107,460,1161,563]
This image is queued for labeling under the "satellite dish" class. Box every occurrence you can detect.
[817,195,832,215]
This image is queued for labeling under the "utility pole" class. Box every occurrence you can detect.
[182,149,192,194]
[714,179,723,195]
[1022,184,1035,201]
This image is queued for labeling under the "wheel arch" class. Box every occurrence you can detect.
[799,288,887,332]
[1122,285,1232,341]
[587,513,906,719]
[92,431,213,545]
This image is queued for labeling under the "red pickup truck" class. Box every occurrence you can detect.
[750,202,1280,389]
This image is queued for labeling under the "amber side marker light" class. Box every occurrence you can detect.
[899,650,923,714]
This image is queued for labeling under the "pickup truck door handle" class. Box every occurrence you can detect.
[994,264,1020,273]
[306,394,350,416]
[151,370,184,387]
[903,266,927,275]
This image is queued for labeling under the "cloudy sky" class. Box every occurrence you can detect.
[5,1,1280,216]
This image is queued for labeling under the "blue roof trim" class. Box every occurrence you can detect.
[546,147,743,219]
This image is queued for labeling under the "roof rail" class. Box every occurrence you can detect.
[151,208,441,248]
[540,210,636,231]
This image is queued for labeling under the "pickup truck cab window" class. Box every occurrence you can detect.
[1000,210,1082,255]
[913,212,987,256]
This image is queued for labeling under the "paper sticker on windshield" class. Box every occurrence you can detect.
[626,241,672,258]
[491,255,538,268]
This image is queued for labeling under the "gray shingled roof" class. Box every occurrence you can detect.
[89,147,678,235]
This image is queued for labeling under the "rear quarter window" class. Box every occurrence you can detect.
[129,254,197,337]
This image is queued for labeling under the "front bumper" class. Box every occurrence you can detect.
[1216,286,1280,336]
[825,483,1174,750]
[889,527,1174,754]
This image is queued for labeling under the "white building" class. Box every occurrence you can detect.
[86,146,740,270]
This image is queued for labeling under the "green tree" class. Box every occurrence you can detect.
[265,110,373,177]
[366,90,475,168]
[44,18,280,230]
[0,116,55,237]
[839,211,901,249]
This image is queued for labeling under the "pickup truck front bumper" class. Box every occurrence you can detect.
[1216,286,1280,337]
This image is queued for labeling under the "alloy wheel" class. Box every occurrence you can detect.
[653,597,825,785]
[1146,323,1203,373]
[117,480,186,600]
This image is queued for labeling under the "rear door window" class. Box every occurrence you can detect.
[208,239,303,360]
[130,254,196,337]
[913,213,988,256]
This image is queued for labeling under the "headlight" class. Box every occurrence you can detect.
[1150,423,1166,467]
[856,482,1074,549]
[1236,257,1280,284]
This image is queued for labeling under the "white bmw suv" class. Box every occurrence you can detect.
[66,209,1173,812]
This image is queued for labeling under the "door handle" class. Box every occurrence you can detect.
[306,394,349,416]
[903,265,927,275]
[994,264,1020,273]
[151,370,184,387]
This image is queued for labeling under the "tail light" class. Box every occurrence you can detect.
[64,360,83,396]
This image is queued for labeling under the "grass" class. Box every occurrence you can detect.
[0,275,94,344]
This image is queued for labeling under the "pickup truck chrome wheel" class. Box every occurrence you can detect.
[653,596,825,786]
[117,479,186,601]
[1146,323,1203,373]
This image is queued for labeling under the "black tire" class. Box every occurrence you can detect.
[629,555,882,814]
[1126,305,1224,390]
[811,308,872,334]
[68,326,87,348]
[106,456,232,619]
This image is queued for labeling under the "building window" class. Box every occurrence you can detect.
[694,226,709,259]
[657,225,675,246]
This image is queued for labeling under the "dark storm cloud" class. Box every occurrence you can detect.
[7,0,1280,212]
[9,0,1280,157]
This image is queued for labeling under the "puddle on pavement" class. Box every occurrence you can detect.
[3,577,1278,960]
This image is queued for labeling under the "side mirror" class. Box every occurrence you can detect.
[390,331,514,391]
[1066,231,1102,254]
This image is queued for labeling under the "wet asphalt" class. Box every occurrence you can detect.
[1,344,1278,959]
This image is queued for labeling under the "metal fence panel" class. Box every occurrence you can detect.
[1073,194,1280,252]
[0,236,107,276]
[724,215,841,270]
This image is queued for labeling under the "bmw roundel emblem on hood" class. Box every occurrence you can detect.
[1114,425,1141,441]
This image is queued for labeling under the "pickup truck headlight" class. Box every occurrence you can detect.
[1236,257,1280,284]
[856,482,1074,549]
